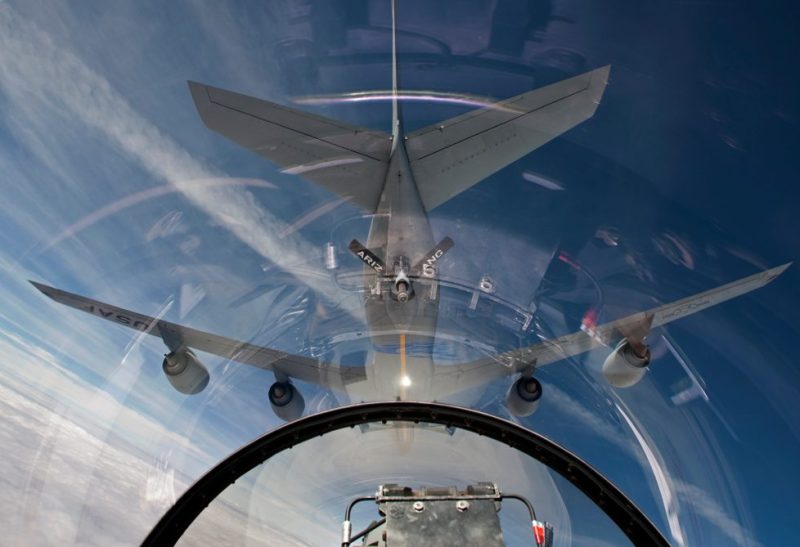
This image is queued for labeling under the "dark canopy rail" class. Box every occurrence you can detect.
[141,402,669,546]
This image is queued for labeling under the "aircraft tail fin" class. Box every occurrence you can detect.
[189,82,392,211]
[405,65,610,211]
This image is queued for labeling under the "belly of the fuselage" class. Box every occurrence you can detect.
[372,349,435,401]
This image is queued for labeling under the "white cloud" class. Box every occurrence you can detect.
[0,327,221,466]
[674,482,762,547]
[0,252,298,545]
[617,403,686,546]
[545,384,634,456]
[0,8,368,541]
[0,3,361,314]
[545,384,761,546]
[0,381,188,545]
[617,403,762,547]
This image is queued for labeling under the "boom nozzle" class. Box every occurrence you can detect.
[392,265,413,303]
[396,280,410,303]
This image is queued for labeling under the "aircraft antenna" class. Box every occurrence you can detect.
[390,0,401,150]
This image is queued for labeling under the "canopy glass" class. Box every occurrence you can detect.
[0,1,797,545]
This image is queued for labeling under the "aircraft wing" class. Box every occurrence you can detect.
[188,81,392,211]
[405,65,610,211]
[30,282,364,386]
[432,263,791,396]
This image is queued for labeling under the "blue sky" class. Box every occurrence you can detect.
[0,0,798,545]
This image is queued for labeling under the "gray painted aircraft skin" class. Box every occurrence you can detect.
[29,1,791,419]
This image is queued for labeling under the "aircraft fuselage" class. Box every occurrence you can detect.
[357,139,439,402]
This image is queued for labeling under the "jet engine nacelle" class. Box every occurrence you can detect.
[268,381,305,421]
[506,376,542,417]
[602,339,650,388]
[162,349,210,395]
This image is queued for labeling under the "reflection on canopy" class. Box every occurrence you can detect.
[0,0,797,545]
[165,402,660,546]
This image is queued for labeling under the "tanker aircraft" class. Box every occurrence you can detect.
[31,2,790,421]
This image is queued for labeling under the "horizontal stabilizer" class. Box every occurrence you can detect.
[189,81,392,211]
[406,66,610,210]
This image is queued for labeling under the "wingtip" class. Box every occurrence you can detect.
[186,80,206,96]
[186,81,215,126]
[29,280,54,298]
[594,65,611,86]
[774,261,792,273]
[587,64,611,80]
[585,65,611,107]
[764,262,792,283]
[187,80,211,106]
[29,279,45,290]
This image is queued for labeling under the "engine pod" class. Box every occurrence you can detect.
[162,349,210,395]
[602,340,650,388]
[269,382,306,421]
[505,377,542,417]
